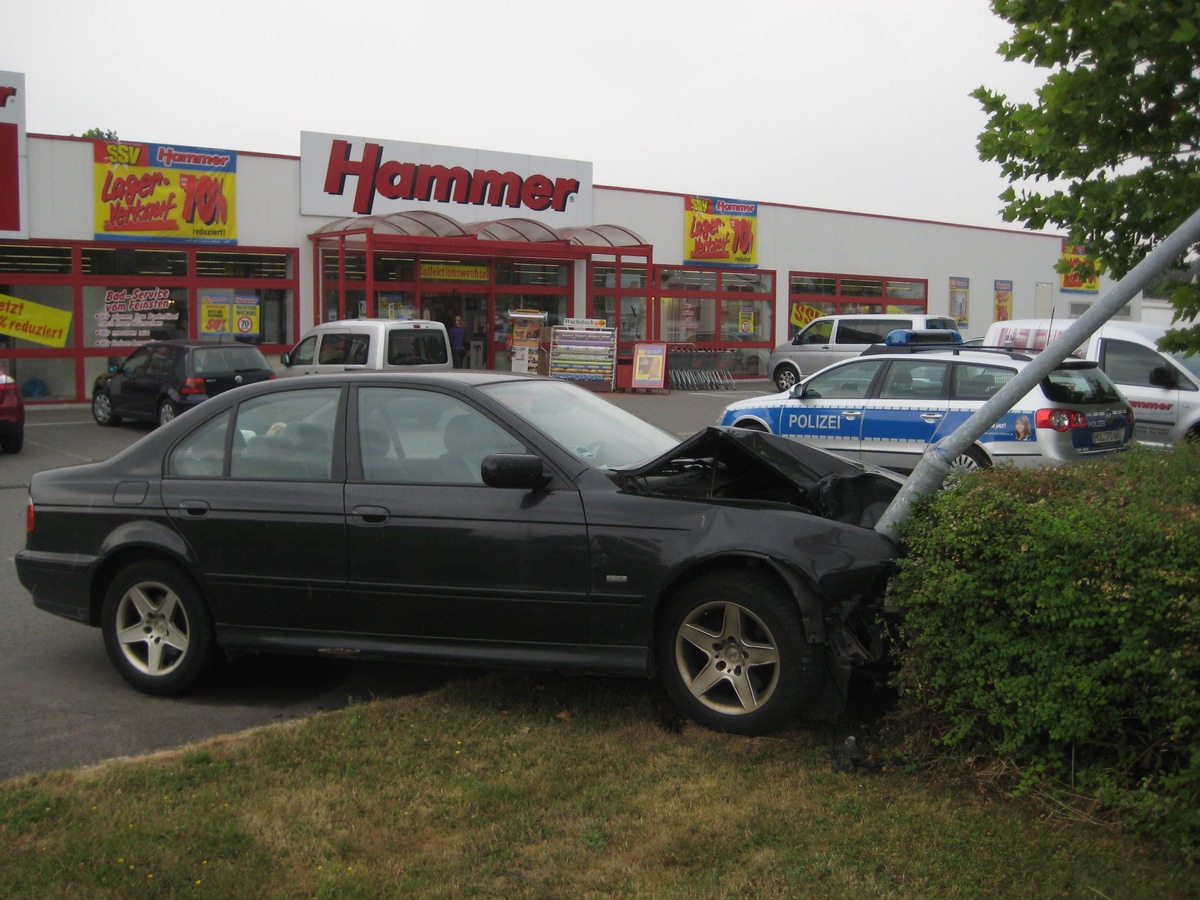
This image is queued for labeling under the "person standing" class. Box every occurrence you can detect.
[449,315,469,368]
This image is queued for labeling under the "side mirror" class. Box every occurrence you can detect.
[481,453,551,490]
[1149,365,1178,389]
[280,352,293,367]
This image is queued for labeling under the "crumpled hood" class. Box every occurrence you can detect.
[612,426,905,529]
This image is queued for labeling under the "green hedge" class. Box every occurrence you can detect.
[889,443,1200,859]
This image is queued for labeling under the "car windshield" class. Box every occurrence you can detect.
[481,379,679,469]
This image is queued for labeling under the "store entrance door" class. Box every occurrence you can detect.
[419,291,489,369]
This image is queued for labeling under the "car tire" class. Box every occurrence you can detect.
[101,561,219,696]
[92,392,121,427]
[656,570,822,735]
[158,400,178,427]
[773,366,800,392]
[731,419,769,433]
[0,430,21,453]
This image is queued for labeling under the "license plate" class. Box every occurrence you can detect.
[1092,429,1121,445]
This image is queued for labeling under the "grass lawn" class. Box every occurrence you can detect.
[3,669,1197,898]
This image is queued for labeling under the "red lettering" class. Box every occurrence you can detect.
[730,218,754,255]
[324,140,383,214]
[0,86,16,107]
[320,140,582,215]
[100,170,170,204]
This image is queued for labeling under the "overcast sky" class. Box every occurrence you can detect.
[5,0,1046,230]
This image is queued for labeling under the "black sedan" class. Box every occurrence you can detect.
[18,372,901,734]
[92,339,276,428]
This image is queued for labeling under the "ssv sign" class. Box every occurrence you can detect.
[300,132,593,227]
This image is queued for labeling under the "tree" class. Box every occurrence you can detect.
[79,127,118,141]
[974,0,1200,353]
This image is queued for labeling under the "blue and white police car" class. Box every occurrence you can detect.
[719,332,1135,474]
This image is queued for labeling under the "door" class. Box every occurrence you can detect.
[344,385,592,646]
[161,386,348,630]
[857,359,951,472]
[1098,337,1187,446]
[776,358,884,459]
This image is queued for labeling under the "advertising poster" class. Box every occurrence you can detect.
[233,296,261,337]
[508,309,546,374]
[0,291,71,347]
[683,195,757,268]
[0,70,27,238]
[949,276,970,326]
[200,291,232,336]
[1060,240,1100,293]
[631,342,667,390]
[93,288,179,347]
[789,303,823,329]
[994,279,1013,322]
[93,140,237,244]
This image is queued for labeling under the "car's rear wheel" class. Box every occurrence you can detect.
[773,366,800,392]
[101,561,218,696]
[157,400,177,427]
[949,445,989,473]
[0,430,21,453]
[656,571,822,734]
[92,392,121,427]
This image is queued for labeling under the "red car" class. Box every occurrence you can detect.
[0,371,25,454]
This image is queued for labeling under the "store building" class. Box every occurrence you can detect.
[0,69,1131,404]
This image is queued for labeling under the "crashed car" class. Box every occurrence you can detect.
[17,372,901,735]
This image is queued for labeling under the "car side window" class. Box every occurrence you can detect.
[879,360,947,399]
[803,360,884,400]
[838,319,906,344]
[229,388,341,481]
[317,334,352,365]
[357,386,526,484]
[121,348,151,376]
[289,335,317,366]
[798,321,833,344]
[953,364,1014,400]
[145,348,175,378]
[168,412,231,478]
[1101,339,1165,388]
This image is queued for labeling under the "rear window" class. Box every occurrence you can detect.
[192,345,271,374]
[387,330,449,366]
[1041,364,1123,404]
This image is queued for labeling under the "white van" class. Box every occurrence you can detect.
[984,318,1200,447]
[280,318,453,377]
[768,314,960,391]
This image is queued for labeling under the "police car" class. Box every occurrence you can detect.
[719,331,1135,473]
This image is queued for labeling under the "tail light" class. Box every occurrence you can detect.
[181,377,207,395]
[25,498,34,534]
[1036,408,1087,432]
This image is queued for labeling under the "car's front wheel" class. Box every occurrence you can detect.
[92,392,121,427]
[773,366,800,392]
[157,399,178,427]
[101,561,218,695]
[657,571,822,734]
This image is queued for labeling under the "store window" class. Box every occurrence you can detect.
[658,267,774,377]
[789,271,929,335]
[591,263,648,345]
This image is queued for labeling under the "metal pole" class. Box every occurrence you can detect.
[875,207,1200,541]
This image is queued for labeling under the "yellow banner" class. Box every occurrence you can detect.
[93,140,237,244]
[683,195,758,267]
[0,292,72,347]
[200,298,230,335]
[420,262,489,282]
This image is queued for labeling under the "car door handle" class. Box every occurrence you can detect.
[352,505,390,525]
[841,410,862,419]
[920,413,945,423]
[178,500,210,517]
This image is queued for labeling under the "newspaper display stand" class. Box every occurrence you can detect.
[548,322,618,390]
